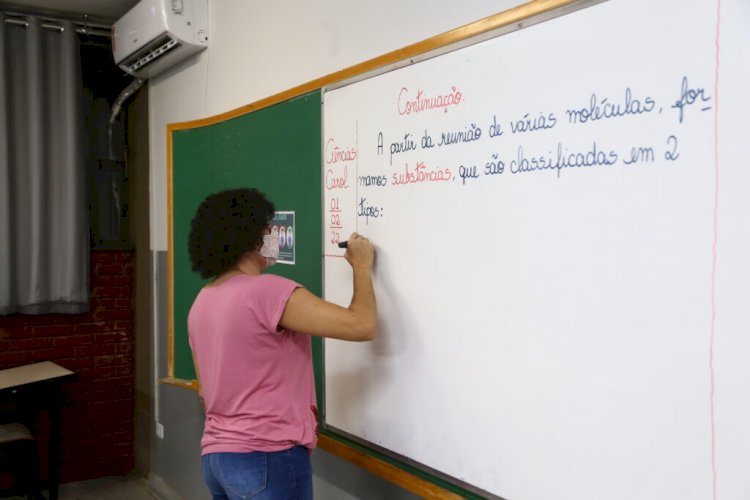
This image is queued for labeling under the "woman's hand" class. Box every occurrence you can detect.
[344,232,375,271]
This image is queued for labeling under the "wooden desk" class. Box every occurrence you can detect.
[0,361,75,500]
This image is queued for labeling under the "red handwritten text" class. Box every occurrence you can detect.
[398,86,463,115]
[392,161,452,186]
[325,138,357,164]
[325,166,349,190]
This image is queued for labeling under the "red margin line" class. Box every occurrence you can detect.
[709,1,722,498]
[355,119,359,234]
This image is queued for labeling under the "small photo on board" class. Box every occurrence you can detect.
[271,211,295,265]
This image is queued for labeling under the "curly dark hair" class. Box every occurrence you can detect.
[188,188,275,279]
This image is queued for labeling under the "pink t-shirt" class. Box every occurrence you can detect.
[187,273,318,455]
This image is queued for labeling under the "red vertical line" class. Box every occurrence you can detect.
[709,1,722,499]
[356,120,359,233]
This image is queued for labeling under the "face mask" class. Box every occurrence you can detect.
[259,234,280,267]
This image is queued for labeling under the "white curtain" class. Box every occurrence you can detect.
[0,14,89,314]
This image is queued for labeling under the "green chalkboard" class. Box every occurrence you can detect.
[169,91,322,385]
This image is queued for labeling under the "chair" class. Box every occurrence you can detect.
[0,422,43,499]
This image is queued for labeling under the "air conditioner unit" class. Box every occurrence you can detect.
[112,0,208,78]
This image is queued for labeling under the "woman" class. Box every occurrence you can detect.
[187,188,376,500]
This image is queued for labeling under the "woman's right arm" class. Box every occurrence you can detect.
[278,233,377,341]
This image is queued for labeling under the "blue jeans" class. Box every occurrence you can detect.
[202,446,313,500]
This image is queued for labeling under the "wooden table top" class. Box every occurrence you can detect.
[0,361,74,391]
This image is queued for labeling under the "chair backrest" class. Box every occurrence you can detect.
[0,423,33,444]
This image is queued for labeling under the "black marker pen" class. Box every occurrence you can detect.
[337,241,348,249]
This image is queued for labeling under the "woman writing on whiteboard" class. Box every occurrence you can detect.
[186,188,376,500]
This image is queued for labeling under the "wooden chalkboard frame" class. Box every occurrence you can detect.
[165,0,595,497]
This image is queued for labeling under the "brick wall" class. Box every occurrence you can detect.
[0,250,135,483]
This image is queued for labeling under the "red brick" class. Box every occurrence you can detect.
[118,252,134,263]
[93,309,133,321]
[64,435,108,450]
[114,343,133,354]
[113,320,133,333]
[9,339,41,353]
[91,274,118,287]
[88,376,133,390]
[93,298,116,310]
[93,366,117,380]
[109,438,135,453]
[114,364,133,377]
[54,357,94,370]
[30,347,75,361]
[91,386,134,403]
[94,331,130,343]
[96,263,125,275]
[31,314,79,326]
[53,335,94,347]
[91,252,117,264]
[75,344,117,357]
[93,411,133,426]
[4,317,32,329]
[114,298,132,309]
[75,322,111,334]
[0,315,21,327]
[94,354,131,367]
[30,324,75,337]
[0,351,32,365]
[8,337,53,349]
[94,286,130,298]
[114,275,134,287]
[1,325,34,338]
[93,400,131,416]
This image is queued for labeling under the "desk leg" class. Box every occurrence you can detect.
[47,386,63,500]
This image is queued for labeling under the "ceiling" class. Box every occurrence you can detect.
[0,0,139,24]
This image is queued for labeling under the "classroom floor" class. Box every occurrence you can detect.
[58,475,159,500]
[4,474,160,500]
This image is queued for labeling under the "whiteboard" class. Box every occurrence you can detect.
[322,0,750,498]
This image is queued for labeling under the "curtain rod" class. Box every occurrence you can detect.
[3,12,111,37]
